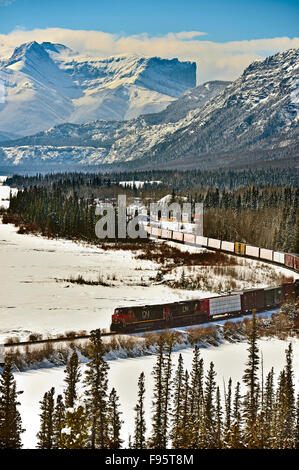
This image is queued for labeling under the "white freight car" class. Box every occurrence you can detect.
[209,295,241,316]
[260,248,273,261]
[208,238,221,249]
[184,233,196,244]
[273,252,285,264]
[172,231,184,242]
[195,236,208,247]
[245,245,260,258]
[221,241,234,252]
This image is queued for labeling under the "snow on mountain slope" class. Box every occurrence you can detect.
[1,49,297,170]
[0,41,196,137]
[0,80,229,167]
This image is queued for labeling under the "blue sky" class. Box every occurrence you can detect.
[1,0,298,41]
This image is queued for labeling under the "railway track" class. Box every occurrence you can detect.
[1,229,298,352]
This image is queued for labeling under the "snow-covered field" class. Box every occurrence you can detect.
[0,219,296,344]
[0,221,193,342]
[14,337,299,449]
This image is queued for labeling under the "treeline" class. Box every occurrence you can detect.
[5,179,299,252]
[1,316,298,449]
[6,167,299,193]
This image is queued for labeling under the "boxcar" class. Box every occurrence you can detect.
[282,282,296,301]
[208,294,242,316]
[208,238,221,249]
[235,242,246,255]
[221,241,235,252]
[273,251,285,265]
[184,233,196,244]
[241,288,265,312]
[172,231,184,242]
[161,229,172,239]
[264,286,282,307]
[151,227,162,237]
[195,235,208,247]
[245,245,260,258]
[260,248,273,261]
[294,256,299,271]
[285,254,295,269]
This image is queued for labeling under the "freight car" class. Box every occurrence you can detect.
[147,224,299,274]
[111,280,299,333]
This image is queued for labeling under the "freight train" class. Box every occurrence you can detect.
[111,280,299,332]
[111,226,299,333]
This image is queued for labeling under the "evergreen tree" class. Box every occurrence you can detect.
[61,405,90,449]
[64,350,81,408]
[204,362,217,448]
[84,329,109,449]
[171,354,184,448]
[107,388,123,449]
[134,372,146,449]
[53,394,65,449]
[0,360,24,449]
[37,387,55,449]
[242,312,260,431]
[150,338,165,448]
[161,337,173,448]
[216,386,223,448]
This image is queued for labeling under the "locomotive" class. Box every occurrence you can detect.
[111,280,299,333]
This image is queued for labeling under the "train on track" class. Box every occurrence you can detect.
[111,226,299,333]
[111,280,299,333]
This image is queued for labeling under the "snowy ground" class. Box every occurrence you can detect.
[14,337,299,449]
[0,219,296,344]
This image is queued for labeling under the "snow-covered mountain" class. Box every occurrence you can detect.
[0,41,196,137]
[0,49,298,170]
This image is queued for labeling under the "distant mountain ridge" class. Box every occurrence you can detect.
[0,41,196,138]
[0,48,298,170]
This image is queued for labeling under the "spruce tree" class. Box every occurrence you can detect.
[0,360,24,449]
[84,329,109,449]
[150,338,165,448]
[53,394,65,449]
[242,312,260,430]
[171,354,184,448]
[161,336,173,448]
[134,372,146,449]
[64,350,81,408]
[36,387,55,449]
[204,362,217,448]
[107,388,123,449]
[61,405,90,449]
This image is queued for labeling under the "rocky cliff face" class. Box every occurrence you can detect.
[0,41,196,137]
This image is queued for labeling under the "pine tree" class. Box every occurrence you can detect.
[204,362,217,448]
[189,348,204,447]
[53,394,65,449]
[284,343,296,446]
[216,386,223,448]
[134,372,146,449]
[171,354,184,448]
[64,350,81,408]
[0,359,24,449]
[61,405,90,449]
[150,338,165,448]
[37,387,55,449]
[242,312,260,431]
[161,336,173,448]
[224,378,232,439]
[107,388,123,449]
[84,329,109,449]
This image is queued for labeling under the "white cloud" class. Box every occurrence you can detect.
[0,28,298,83]
[0,0,15,6]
